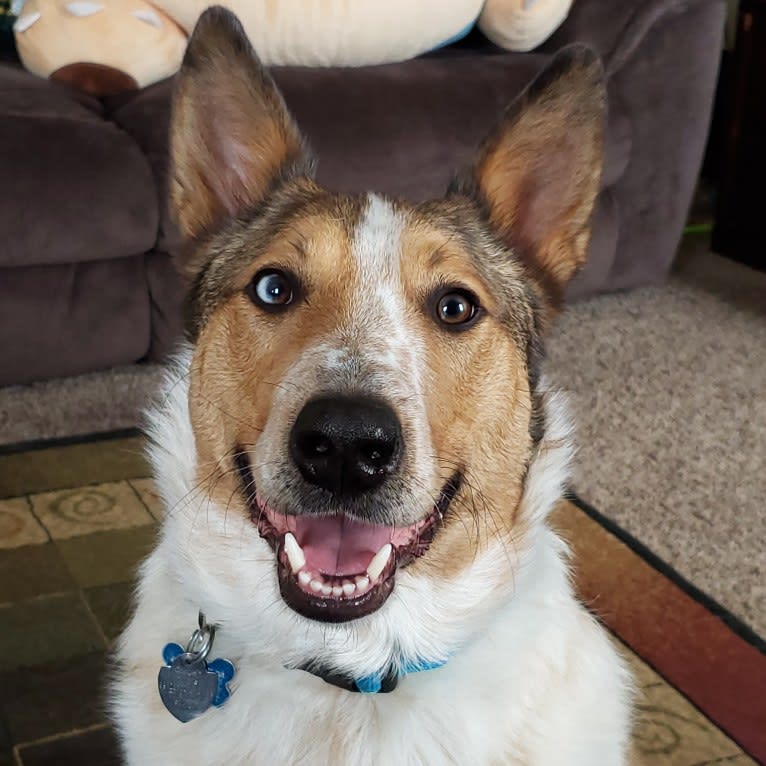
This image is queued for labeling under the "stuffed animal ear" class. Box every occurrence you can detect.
[453,45,605,312]
[170,6,313,243]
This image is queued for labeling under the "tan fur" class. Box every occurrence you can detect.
[169,14,605,593]
[465,48,605,314]
[188,206,361,494]
[114,11,631,765]
[394,222,534,578]
[170,9,312,247]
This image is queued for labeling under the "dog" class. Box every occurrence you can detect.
[112,7,633,764]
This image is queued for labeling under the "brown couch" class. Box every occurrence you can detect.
[0,0,725,386]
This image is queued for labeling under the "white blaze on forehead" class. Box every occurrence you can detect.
[349,194,407,351]
[347,193,418,376]
[346,194,435,505]
[254,194,439,525]
[351,193,405,298]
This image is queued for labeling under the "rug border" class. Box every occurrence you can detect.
[567,491,766,656]
[0,428,142,457]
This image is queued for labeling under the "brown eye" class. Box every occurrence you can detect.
[435,290,479,328]
[247,269,295,311]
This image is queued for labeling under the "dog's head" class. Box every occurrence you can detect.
[162,7,604,672]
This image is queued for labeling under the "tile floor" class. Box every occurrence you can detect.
[0,438,152,765]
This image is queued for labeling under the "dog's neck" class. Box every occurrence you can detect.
[298,655,447,694]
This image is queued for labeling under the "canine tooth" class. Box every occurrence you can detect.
[332,585,343,597]
[321,584,332,596]
[355,575,370,591]
[283,532,306,573]
[342,581,356,596]
[310,579,323,593]
[366,543,392,581]
[298,571,312,586]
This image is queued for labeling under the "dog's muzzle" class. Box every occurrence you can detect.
[234,396,461,622]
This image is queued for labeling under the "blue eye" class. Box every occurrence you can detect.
[248,269,295,311]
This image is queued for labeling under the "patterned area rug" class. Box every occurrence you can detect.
[0,434,763,765]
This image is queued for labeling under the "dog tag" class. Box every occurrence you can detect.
[157,614,235,723]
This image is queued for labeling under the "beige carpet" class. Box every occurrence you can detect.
[546,240,766,636]
[1,239,764,636]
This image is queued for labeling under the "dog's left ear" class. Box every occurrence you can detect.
[453,45,606,312]
[169,6,313,249]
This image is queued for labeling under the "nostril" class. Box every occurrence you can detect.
[299,432,334,459]
[359,440,396,470]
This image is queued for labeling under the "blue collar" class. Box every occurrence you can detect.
[300,656,447,694]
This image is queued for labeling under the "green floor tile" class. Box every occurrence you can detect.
[0,544,75,604]
[0,653,108,745]
[0,594,106,672]
[56,526,157,589]
[0,436,150,499]
[83,583,135,642]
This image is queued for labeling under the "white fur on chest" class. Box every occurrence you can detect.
[112,355,632,765]
[117,544,629,766]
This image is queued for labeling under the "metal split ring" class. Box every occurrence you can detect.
[185,612,216,662]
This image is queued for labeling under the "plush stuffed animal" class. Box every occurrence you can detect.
[13,0,572,91]
[148,0,484,67]
[13,0,187,96]
[478,0,572,52]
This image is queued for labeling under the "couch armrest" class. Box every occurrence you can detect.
[539,0,725,76]
[556,0,726,294]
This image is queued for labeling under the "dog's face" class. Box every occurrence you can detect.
[166,8,603,663]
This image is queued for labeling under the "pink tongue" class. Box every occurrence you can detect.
[292,515,395,576]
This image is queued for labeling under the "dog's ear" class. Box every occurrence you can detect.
[170,6,313,245]
[453,45,605,312]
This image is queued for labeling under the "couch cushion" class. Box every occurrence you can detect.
[109,47,631,260]
[145,250,186,361]
[567,186,619,300]
[0,65,158,268]
[109,53,549,254]
[0,256,151,385]
[279,52,548,199]
[105,78,177,253]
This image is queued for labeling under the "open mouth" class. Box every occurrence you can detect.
[235,450,461,622]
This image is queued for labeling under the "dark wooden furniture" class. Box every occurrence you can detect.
[712,0,766,270]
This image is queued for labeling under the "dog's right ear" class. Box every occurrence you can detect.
[169,6,313,248]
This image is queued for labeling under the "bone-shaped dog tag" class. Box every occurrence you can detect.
[157,614,235,723]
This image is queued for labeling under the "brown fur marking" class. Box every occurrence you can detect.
[169,17,604,591]
[450,45,606,319]
[170,6,314,248]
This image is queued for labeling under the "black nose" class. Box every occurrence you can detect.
[290,397,402,496]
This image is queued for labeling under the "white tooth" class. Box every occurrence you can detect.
[342,581,356,596]
[310,579,323,593]
[366,543,392,581]
[298,571,311,586]
[283,532,306,574]
[332,585,343,597]
[321,584,332,596]
[355,575,370,592]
